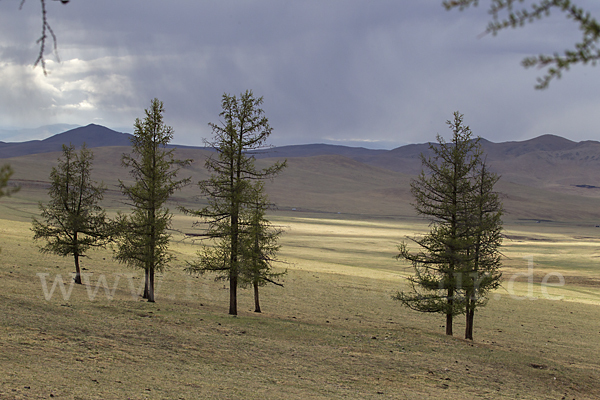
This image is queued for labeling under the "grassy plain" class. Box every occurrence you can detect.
[1,186,600,399]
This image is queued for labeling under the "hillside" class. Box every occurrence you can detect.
[3,124,600,222]
[0,124,133,158]
[0,124,80,142]
[3,147,600,223]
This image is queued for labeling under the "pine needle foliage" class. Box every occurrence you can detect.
[32,144,108,284]
[183,90,286,316]
[463,160,503,339]
[0,164,19,199]
[239,183,286,313]
[444,0,600,89]
[114,98,191,302]
[0,163,19,255]
[394,112,503,339]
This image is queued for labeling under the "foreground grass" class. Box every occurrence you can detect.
[1,201,600,398]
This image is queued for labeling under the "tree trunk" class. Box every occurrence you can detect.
[465,299,474,340]
[143,268,149,299]
[253,281,261,313]
[148,202,156,303]
[147,267,155,303]
[74,252,82,285]
[228,235,238,315]
[446,287,453,336]
[229,206,238,315]
[229,272,237,315]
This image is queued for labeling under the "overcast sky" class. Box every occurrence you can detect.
[0,1,599,148]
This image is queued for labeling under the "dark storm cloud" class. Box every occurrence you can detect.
[0,1,599,148]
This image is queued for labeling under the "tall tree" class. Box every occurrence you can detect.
[1,164,20,255]
[239,184,286,313]
[114,98,191,303]
[183,90,286,316]
[463,159,503,340]
[444,0,600,89]
[0,164,19,198]
[394,112,483,336]
[32,144,108,284]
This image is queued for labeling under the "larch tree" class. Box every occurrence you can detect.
[239,183,286,313]
[0,164,19,198]
[444,0,600,89]
[394,112,503,337]
[1,164,20,255]
[183,90,286,316]
[32,144,108,284]
[114,98,191,303]
[462,159,503,340]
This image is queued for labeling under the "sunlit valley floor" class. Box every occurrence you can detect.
[1,189,600,399]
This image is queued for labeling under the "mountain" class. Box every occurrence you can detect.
[40,124,133,148]
[1,124,592,172]
[481,134,578,158]
[3,124,600,222]
[0,124,133,158]
[0,124,80,142]
[254,143,386,160]
[262,136,600,191]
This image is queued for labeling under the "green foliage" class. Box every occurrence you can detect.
[395,112,503,339]
[0,163,19,255]
[444,0,600,88]
[239,184,286,312]
[183,90,286,315]
[0,164,19,198]
[31,144,108,284]
[239,185,286,288]
[114,98,191,302]
[463,160,503,339]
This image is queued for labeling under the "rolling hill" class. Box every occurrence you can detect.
[0,124,133,158]
[3,124,600,222]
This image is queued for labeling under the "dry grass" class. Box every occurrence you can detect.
[6,145,600,222]
[1,190,600,399]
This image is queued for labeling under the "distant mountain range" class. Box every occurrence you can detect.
[3,123,600,221]
[2,123,597,164]
[3,124,600,184]
[0,124,80,143]
[0,124,133,158]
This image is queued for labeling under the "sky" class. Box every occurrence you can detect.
[0,1,599,149]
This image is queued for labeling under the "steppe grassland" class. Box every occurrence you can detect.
[270,212,600,302]
[1,190,600,399]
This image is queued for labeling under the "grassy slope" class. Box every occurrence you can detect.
[1,195,600,399]
[6,145,600,221]
[1,146,600,398]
